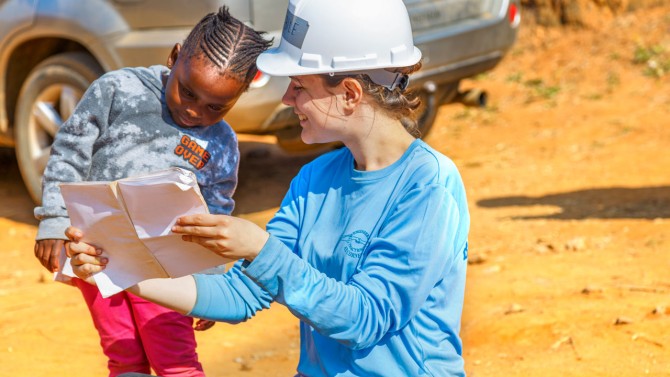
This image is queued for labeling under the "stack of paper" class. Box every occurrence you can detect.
[60,167,230,297]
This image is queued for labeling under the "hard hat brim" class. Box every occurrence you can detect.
[257,44,422,77]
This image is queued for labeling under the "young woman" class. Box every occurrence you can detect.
[67,0,471,375]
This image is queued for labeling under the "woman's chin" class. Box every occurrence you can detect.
[299,131,315,144]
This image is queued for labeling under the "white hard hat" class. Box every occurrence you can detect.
[257,0,422,89]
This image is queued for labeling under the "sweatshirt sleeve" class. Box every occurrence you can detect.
[199,125,239,215]
[34,78,112,240]
[242,183,467,350]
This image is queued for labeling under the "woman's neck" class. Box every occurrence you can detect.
[346,118,416,171]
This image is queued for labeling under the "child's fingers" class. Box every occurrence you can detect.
[48,241,62,272]
[34,241,49,270]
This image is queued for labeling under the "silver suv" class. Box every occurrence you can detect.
[0,0,520,203]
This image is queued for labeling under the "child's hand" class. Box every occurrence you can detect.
[34,239,64,272]
[194,319,216,331]
[65,226,107,284]
[172,214,269,262]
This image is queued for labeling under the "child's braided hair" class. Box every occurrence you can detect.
[180,6,273,89]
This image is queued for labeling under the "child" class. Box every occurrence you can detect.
[67,0,471,375]
[33,6,271,377]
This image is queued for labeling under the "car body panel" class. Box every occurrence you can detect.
[111,0,249,29]
[409,0,518,85]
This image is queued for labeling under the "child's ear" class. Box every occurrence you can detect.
[167,43,182,69]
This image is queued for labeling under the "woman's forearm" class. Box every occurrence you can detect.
[127,275,198,314]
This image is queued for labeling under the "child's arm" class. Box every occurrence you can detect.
[200,176,236,215]
[34,77,112,272]
[199,125,239,215]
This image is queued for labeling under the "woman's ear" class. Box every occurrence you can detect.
[167,43,182,69]
[341,78,363,112]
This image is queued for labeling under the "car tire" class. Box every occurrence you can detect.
[416,81,460,138]
[416,89,438,137]
[14,52,104,204]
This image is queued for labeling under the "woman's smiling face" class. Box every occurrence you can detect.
[281,75,348,145]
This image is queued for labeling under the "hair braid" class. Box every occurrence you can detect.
[180,6,273,89]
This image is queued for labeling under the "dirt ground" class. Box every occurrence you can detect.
[1,3,669,376]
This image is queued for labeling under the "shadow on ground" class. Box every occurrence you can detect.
[477,186,670,220]
[0,147,37,225]
[233,139,323,215]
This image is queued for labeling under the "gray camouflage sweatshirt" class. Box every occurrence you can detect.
[35,65,239,241]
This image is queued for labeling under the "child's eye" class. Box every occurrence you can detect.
[181,86,195,98]
[208,104,224,112]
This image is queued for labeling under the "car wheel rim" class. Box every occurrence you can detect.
[27,84,82,174]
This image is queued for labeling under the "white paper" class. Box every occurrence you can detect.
[60,167,230,298]
[53,246,74,285]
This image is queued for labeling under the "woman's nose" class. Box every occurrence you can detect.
[281,87,294,107]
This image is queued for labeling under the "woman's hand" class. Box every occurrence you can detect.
[172,214,269,262]
[64,226,107,284]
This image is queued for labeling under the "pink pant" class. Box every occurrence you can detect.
[74,279,205,377]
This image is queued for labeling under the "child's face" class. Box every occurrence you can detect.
[165,49,246,128]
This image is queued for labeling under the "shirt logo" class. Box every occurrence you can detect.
[341,230,370,258]
[174,135,211,170]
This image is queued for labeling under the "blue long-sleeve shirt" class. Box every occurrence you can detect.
[191,139,470,376]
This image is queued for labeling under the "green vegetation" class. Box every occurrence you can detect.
[524,78,561,101]
[632,44,670,78]
[506,71,524,83]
